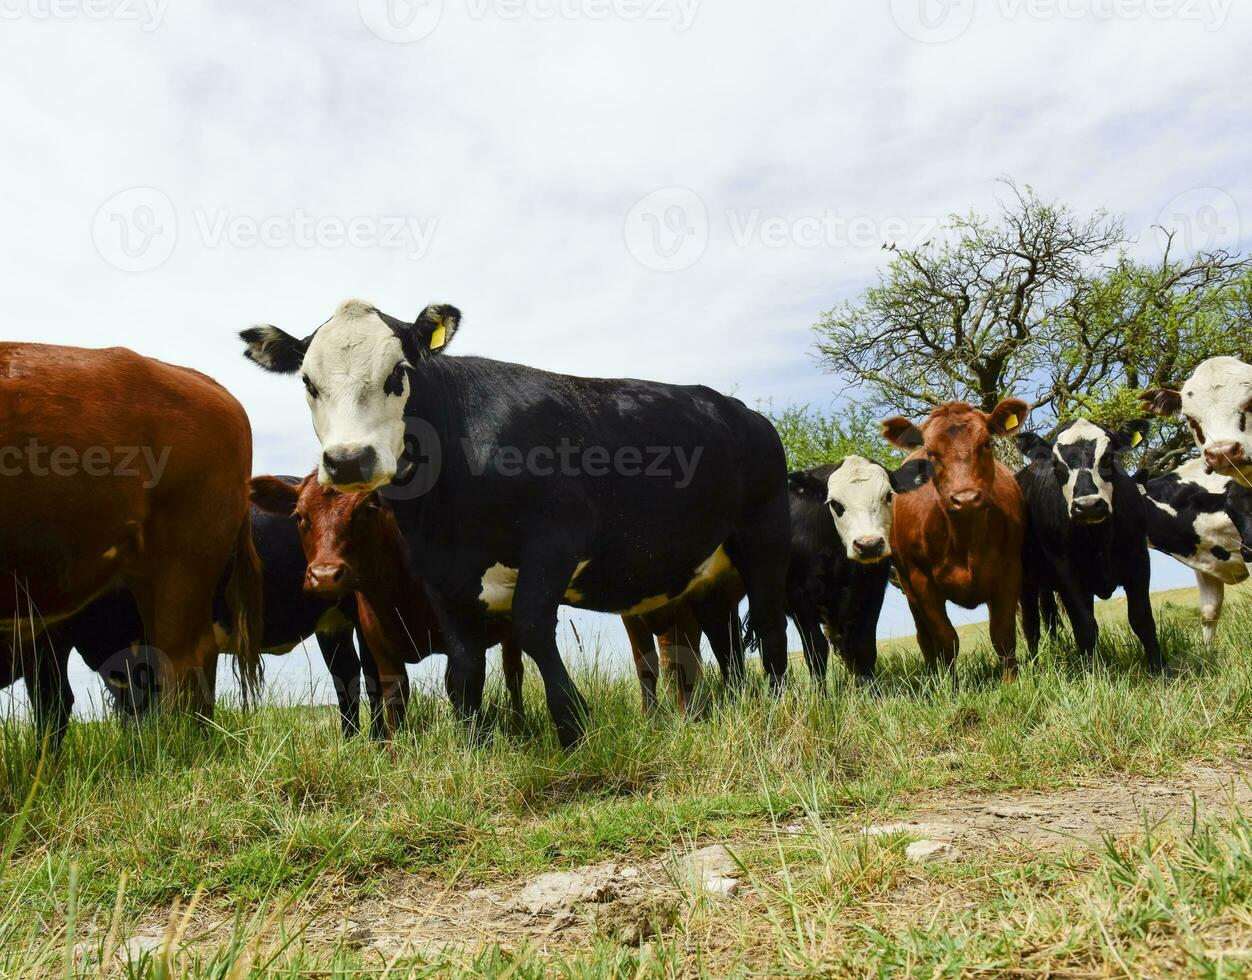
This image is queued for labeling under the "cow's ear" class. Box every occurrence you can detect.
[240,325,310,374]
[250,475,300,515]
[882,416,924,449]
[1114,418,1151,453]
[413,304,461,356]
[1140,387,1182,418]
[890,457,932,492]
[988,398,1029,437]
[1015,432,1051,462]
[788,470,827,500]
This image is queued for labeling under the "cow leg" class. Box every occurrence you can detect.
[909,596,959,678]
[989,594,1019,683]
[1196,571,1224,648]
[842,613,879,687]
[730,500,791,697]
[358,643,388,741]
[1040,590,1062,636]
[432,600,489,742]
[499,633,525,728]
[510,555,588,749]
[621,616,660,713]
[315,628,362,739]
[790,602,830,687]
[694,598,745,692]
[1125,571,1165,675]
[127,569,219,718]
[663,605,707,718]
[1020,581,1042,657]
[1055,585,1098,662]
[19,630,73,749]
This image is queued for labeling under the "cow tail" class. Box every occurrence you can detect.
[740,613,761,653]
[227,507,265,708]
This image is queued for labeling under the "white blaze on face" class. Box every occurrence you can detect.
[301,300,410,489]
[826,456,893,562]
[1053,419,1114,515]
[1180,357,1252,482]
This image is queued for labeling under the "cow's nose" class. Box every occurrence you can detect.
[1204,441,1246,473]
[1071,497,1110,523]
[305,562,350,595]
[950,489,983,510]
[853,536,887,561]
[322,446,378,487]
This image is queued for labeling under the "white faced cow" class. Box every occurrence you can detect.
[784,455,931,683]
[1137,458,1252,646]
[1142,357,1252,487]
[241,299,793,747]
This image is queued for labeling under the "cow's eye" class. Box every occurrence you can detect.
[829,500,846,517]
[884,490,894,503]
[294,511,307,527]
[302,376,319,400]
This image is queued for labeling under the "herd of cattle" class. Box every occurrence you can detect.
[1,299,1250,748]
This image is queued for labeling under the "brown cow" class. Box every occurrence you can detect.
[620,574,744,716]
[0,343,262,731]
[881,399,1029,681]
[250,474,522,739]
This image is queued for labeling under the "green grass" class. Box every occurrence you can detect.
[1,584,1250,976]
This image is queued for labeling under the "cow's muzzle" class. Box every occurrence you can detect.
[852,536,889,563]
[1070,496,1110,524]
[1203,441,1248,475]
[322,445,380,490]
[947,489,985,513]
[305,561,353,597]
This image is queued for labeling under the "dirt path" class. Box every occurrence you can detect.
[113,757,1252,965]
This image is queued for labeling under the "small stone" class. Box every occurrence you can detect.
[988,805,1045,819]
[906,840,960,864]
[618,866,641,880]
[702,875,740,897]
[682,844,738,880]
[513,867,619,916]
[783,824,805,834]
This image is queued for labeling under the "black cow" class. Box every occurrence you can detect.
[240,300,792,747]
[10,483,370,739]
[1016,419,1164,672]
[785,456,931,683]
[1135,458,1252,646]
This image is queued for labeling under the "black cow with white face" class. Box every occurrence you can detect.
[241,300,792,747]
[1016,418,1164,672]
[1136,458,1252,646]
[785,455,931,683]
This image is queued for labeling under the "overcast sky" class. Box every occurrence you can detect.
[2,0,1249,703]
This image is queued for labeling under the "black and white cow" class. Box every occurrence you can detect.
[785,455,931,683]
[240,300,792,747]
[1142,356,1252,486]
[1015,419,1165,672]
[15,487,370,738]
[1136,458,1252,646]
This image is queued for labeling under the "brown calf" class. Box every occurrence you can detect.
[0,343,262,730]
[881,399,1028,681]
[251,474,522,738]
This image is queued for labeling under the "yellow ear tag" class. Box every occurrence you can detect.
[1005,413,1019,431]
[1131,430,1143,447]
[429,323,447,351]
